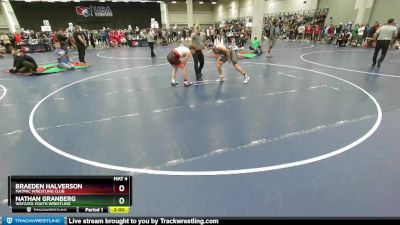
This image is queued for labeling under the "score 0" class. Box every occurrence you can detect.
[117,185,126,205]
[113,177,129,194]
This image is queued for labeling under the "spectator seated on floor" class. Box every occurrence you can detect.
[205,38,213,48]
[249,37,262,55]
[237,33,246,48]
[120,37,127,47]
[363,37,376,48]
[9,49,38,74]
[54,42,75,70]
[351,39,357,47]
[109,39,118,47]
[0,46,5,58]
[337,30,350,47]
[160,35,168,46]
[395,40,399,49]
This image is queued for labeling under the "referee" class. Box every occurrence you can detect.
[372,18,398,68]
[191,24,206,81]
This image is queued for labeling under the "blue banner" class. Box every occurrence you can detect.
[2,217,64,225]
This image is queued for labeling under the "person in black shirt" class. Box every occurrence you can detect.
[56,29,69,53]
[10,49,38,74]
[89,30,96,48]
[73,25,87,63]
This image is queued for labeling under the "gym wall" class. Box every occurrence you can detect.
[0,7,8,32]
[214,0,318,22]
[168,2,214,27]
[239,0,253,18]
[213,0,242,22]
[317,0,357,25]
[369,0,400,25]
[267,0,318,14]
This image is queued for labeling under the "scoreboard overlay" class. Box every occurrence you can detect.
[8,176,132,213]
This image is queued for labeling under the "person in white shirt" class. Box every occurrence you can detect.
[0,33,10,53]
[146,28,156,57]
[214,34,224,46]
[372,18,398,68]
[297,24,305,41]
[357,25,366,46]
[167,45,196,86]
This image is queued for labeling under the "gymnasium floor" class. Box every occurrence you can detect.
[0,41,399,217]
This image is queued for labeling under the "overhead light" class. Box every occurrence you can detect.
[212,1,216,4]
[112,0,118,2]
[99,0,106,2]
[24,0,32,2]
[199,1,203,4]
[172,1,176,3]
[73,0,80,3]
[156,0,161,3]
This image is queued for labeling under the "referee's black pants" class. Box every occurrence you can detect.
[192,50,204,80]
[373,40,390,66]
[77,45,86,63]
[148,42,155,57]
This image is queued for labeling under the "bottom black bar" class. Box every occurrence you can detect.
[65,218,400,225]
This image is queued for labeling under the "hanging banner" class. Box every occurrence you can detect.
[75,5,113,17]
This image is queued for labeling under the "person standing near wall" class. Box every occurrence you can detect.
[297,24,305,41]
[357,24,366,46]
[146,28,156,58]
[313,24,321,43]
[372,18,398,68]
[73,25,87,63]
[89,30,96,48]
[0,33,11,53]
[100,28,108,48]
[191,24,206,81]
[214,34,224,46]
[265,19,277,58]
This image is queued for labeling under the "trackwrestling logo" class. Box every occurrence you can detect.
[75,5,113,17]
[2,217,65,225]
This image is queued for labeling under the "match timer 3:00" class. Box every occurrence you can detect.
[8,176,132,213]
